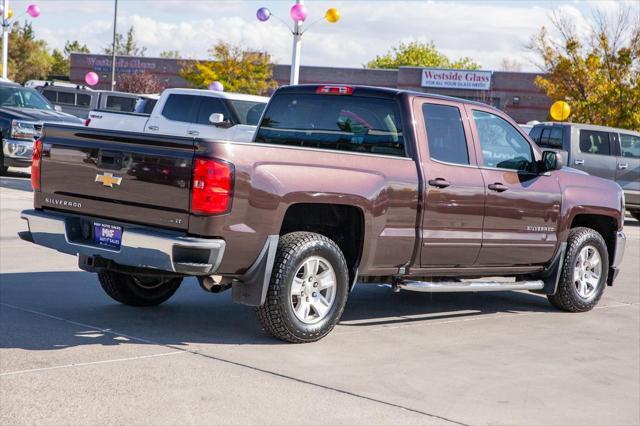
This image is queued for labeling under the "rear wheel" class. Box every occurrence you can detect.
[98,270,182,306]
[256,232,349,343]
[547,227,608,312]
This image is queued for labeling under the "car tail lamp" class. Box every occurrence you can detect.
[191,157,233,215]
[316,85,354,95]
[84,118,91,126]
[31,138,43,191]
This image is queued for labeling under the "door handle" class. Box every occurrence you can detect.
[574,159,585,165]
[428,178,451,188]
[147,125,159,131]
[187,130,200,136]
[618,163,628,170]
[488,182,508,192]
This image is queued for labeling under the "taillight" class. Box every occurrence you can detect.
[31,138,43,191]
[190,157,233,215]
[316,85,353,95]
[84,118,91,126]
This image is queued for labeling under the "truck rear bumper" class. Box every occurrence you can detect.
[19,209,225,276]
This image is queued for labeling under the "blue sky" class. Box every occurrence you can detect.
[7,0,639,71]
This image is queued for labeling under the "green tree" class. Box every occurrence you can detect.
[50,40,90,77]
[159,50,181,59]
[529,7,640,130]
[103,26,146,56]
[0,22,51,83]
[366,41,480,70]
[179,42,276,95]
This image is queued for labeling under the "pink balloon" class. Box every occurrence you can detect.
[208,81,224,92]
[85,72,99,86]
[26,4,40,18]
[290,3,307,22]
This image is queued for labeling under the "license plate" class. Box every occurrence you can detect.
[93,222,123,249]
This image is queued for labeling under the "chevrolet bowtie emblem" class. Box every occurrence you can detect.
[95,172,122,188]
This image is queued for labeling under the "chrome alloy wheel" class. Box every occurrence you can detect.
[573,245,602,299]
[290,256,337,324]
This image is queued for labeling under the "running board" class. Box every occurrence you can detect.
[396,280,544,293]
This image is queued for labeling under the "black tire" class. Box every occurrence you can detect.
[256,232,350,343]
[97,271,182,307]
[547,227,609,312]
[630,210,640,222]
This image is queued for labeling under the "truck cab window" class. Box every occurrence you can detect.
[579,130,611,155]
[42,89,57,103]
[620,134,640,158]
[196,97,232,124]
[57,92,75,105]
[422,103,469,165]
[76,94,91,107]
[473,110,533,171]
[106,96,136,112]
[161,94,198,123]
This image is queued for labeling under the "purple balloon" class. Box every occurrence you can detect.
[84,72,99,86]
[256,7,271,22]
[26,4,40,18]
[208,81,224,92]
[290,3,307,22]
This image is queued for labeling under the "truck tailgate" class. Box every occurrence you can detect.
[38,125,194,231]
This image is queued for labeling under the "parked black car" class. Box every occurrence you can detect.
[0,81,83,174]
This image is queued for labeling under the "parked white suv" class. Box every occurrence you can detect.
[86,88,268,142]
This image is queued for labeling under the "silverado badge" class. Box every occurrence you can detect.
[95,172,122,188]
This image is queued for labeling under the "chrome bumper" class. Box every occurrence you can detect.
[20,209,225,275]
[3,138,34,160]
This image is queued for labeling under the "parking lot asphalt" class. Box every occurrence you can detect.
[1,170,639,426]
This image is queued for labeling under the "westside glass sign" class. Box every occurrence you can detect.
[421,68,492,90]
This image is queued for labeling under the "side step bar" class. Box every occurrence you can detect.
[396,280,544,293]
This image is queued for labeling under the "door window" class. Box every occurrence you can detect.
[57,92,75,105]
[195,97,232,125]
[472,110,533,171]
[579,130,611,155]
[620,134,640,158]
[161,94,198,122]
[422,104,469,165]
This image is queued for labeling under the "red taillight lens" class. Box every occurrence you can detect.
[84,118,91,126]
[31,138,43,191]
[316,85,353,95]
[190,157,233,215]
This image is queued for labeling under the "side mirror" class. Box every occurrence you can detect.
[541,150,564,172]
[209,113,224,124]
[54,105,62,112]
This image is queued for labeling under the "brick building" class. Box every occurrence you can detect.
[70,53,551,123]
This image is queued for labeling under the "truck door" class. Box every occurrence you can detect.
[145,94,198,137]
[616,132,640,208]
[415,98,485,267]
[571,129,617,180]
[467,106,561,266]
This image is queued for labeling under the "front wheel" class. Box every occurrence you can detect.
[547,227,608,312]
[256,232,349,343]
[98,271,182,306]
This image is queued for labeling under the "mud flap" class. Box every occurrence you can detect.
[232,235,279,306]
[529,242,566,295]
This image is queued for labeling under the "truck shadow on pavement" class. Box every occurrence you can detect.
[1,270,557,350]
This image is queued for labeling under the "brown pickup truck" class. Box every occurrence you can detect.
[20,85,627,343]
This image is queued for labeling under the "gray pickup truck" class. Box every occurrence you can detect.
[530,122,640,220]
[20,85,626,343]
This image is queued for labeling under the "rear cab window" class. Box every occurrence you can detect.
[161,94,199,122]
[422,103,469,165]
[530,125,563,149]
[255,92,405,157]
[106,96,136,112]
[579,130,611,155]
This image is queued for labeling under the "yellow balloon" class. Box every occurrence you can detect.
[325,7,340,23]
[6,8,13,19]
[550,100,571,121]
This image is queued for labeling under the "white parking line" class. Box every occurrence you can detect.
[0,351,185,377]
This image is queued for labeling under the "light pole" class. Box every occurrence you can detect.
[110,0,118,91]
[1,2,40,80]
[257,2,340,85]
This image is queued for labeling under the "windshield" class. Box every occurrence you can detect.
[228,100,266,125]
[0,86,53,110]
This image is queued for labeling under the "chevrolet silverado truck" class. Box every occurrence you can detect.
[20,85,626,343]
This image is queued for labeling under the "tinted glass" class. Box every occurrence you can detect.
[529,126,542,143]
[579,130,611,155]
[57,92,75,105]
[0,87,52,110]
[256,93,405,157]
[106,96,136,112]
[42,89,57,102]
[229,100,266,125]
[196,97,231,124]
[537,126,563,148]
[161,94,198,122]
[620,134,640,158]
[76,94,91,107]
[473,110,533,171]
[422,104,469,165]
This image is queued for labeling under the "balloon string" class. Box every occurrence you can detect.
[301,16,325,35]
[270,14,294,33]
